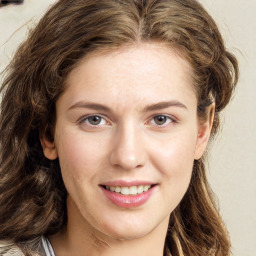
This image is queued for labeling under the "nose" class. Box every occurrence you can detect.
[110,122,146,170]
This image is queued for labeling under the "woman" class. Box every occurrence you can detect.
[0,0,238,255]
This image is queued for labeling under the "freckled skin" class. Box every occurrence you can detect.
[42,43,212,255]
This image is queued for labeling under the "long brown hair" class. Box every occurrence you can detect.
[0,0,238,255]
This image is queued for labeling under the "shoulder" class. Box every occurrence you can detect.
[0,240,24,256]
[0,237,46,256]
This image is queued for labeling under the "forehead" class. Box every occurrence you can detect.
[61,42,197,112]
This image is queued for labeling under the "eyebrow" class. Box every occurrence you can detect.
[143,100,188,112]
[68,102,111,112]
[68,100,188,112]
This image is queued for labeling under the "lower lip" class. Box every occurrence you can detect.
[100,186,156,208]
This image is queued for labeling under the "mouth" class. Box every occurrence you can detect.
[100,183,157,208]
[100,184,156,196]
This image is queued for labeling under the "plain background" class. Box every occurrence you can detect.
[0,0,255,255]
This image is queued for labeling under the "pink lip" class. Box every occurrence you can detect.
[100,185,157,208]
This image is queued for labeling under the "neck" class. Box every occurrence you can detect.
[49,196,170,256]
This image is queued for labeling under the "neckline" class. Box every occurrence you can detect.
[41,236,56,256]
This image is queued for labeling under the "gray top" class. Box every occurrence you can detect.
[0,237,55,255]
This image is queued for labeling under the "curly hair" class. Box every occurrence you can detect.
[0,0,238,255]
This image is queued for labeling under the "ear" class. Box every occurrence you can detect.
[194,103,215,160]
[40,129,58,160]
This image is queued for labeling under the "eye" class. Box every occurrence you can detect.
[81,115,108,126]
[153,115,168,125]
[149,115,175,127]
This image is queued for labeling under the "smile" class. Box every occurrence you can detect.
[104,185,152,195]
[100,183,157,208]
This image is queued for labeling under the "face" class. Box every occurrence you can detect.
[42,43,212,241]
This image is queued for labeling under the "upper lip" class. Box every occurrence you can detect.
[100,180,156,187]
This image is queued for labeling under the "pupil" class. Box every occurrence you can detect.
[154,116,166,125]
[88,116,101,125]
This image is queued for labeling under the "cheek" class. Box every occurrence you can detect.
[55,130,108,186]
[150,130,197,183]
[150,132,197,211]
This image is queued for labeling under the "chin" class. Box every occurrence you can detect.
[104,228,150,241]
[95,217,157,241]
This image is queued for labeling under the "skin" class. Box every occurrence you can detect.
[41,42,214,256]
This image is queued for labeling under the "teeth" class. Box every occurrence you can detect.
[105,185,152,195]
[143,185,151,192]
[121,187,129,195]
[129,186,138,195]
[137,185,144,194]
[115,186,121,193]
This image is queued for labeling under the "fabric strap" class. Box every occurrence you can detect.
[41,237,55,256]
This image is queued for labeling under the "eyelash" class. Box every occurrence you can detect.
[147,115,177,127]
[78,114,177,128]
[78,115,109,127]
